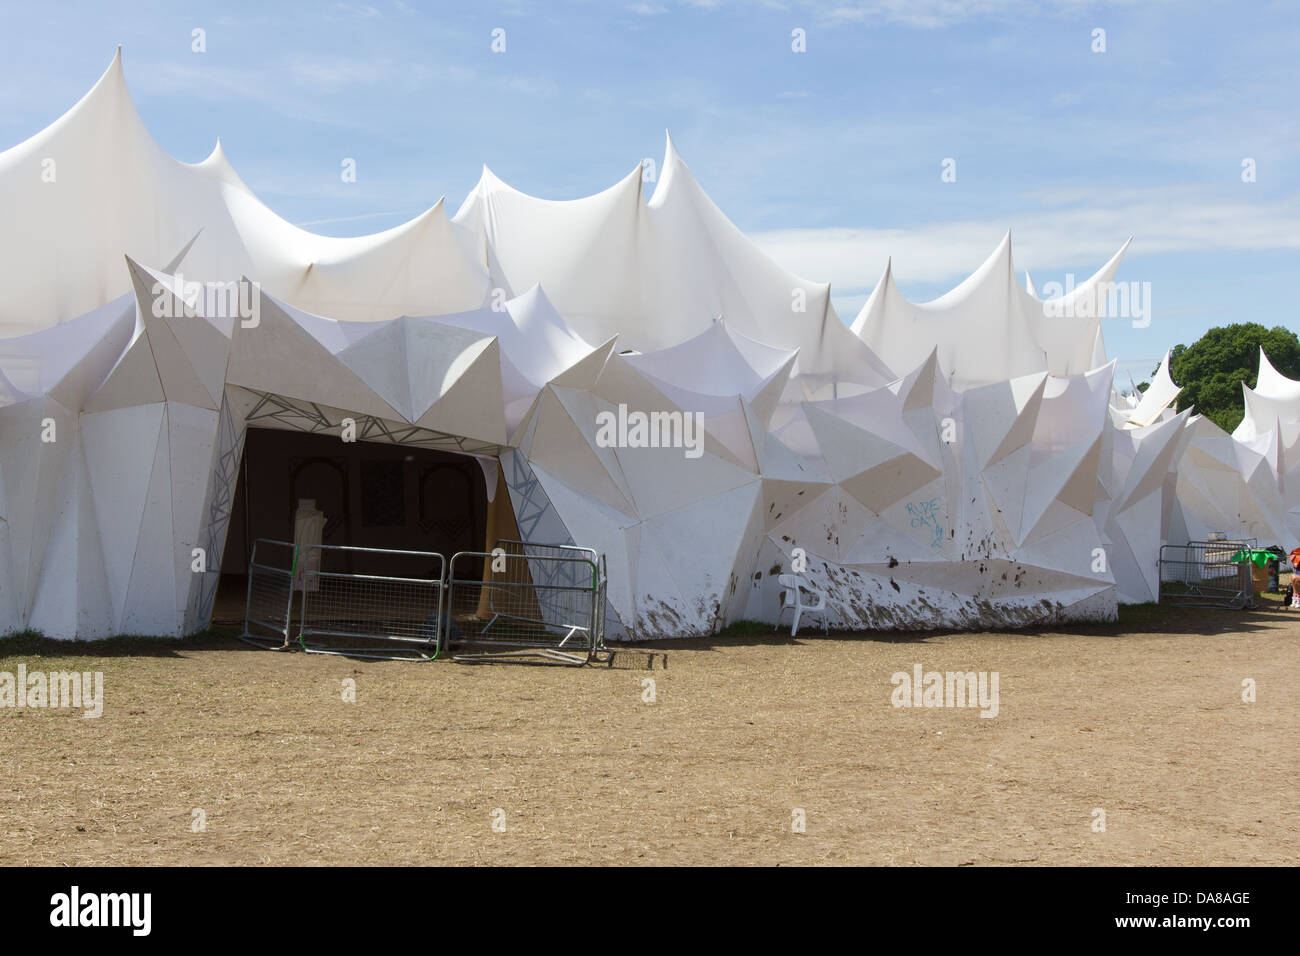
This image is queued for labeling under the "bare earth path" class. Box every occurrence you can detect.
[2,605,1296,866]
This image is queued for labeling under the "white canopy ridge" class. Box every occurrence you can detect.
[853,233,1133,389]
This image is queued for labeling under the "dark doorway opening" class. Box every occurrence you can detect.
[213,427,488,623]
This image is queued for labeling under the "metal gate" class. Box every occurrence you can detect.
[240,539,299,649]
[239,538,608,664]
[445,540,608,665]
[1158,539,1257,609]
[296,544,446,661]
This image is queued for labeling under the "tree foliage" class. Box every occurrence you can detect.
[1164,324,1300,434]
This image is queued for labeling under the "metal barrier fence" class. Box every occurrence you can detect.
[297,544,446,661]
[238,538,608,665]
[240,539,299,649]
[1158,539,1257,609]
[445,540,608,665]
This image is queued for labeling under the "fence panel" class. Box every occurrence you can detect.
[446,541,604,665]
[1158,539,1256,609]
[297,544,446,661]
[240,538,299,649]
[240,538,608,664]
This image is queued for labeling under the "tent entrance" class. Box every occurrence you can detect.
[212,427,488,625]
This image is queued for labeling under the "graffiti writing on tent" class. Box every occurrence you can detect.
[907,498,944,548]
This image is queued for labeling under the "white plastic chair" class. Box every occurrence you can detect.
[775,573,829,636]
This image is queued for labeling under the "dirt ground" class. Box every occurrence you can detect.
[1,602,1296,866]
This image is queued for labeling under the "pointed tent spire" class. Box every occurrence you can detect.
[1255,346,1300,399]
[1126,348,1181,428]
[164,229,204,274]
[850,257,892,337]
[1056,237,1133,313]
[648,129,683,208]
[927,230,1013,308]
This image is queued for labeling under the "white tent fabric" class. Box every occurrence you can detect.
[430,284,604,435]
[0,51,1284,639]
[0,50,490,336]
[1230,348,1300,540]
[1124,349,1181,428]
[1095,408,1191,602]
[851,233,1131,390]
[1167,415,1289,546]
[452,133,895,394]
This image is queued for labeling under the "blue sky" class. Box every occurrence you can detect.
[1,0,1296,385]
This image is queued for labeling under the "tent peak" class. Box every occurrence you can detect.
[99,45,126,88]
[164,230,204,273]
[662,129,686,173]
[197,137,243,180]
[925,231,1016,309]
[472,164,506,194]
[412,197,447,218]
[72,46,127,104]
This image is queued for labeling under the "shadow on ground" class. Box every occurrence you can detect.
[0,627,249,659]
[614,600,1296,653]
[3,600,1294,661]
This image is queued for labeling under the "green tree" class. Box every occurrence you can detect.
[1162,324,1300,433]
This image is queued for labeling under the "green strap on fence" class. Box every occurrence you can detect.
[1229,549,1274,568]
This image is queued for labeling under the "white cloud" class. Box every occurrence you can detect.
[327,2,383,19]
[818,0,1157,29]
[128,55,444,125]
[127,61,358,127]
[633,0,1167,29]
[287,56,404,92]
[754,186,1300,293]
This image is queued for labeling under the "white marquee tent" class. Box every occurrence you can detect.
[0,52,1293,639]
